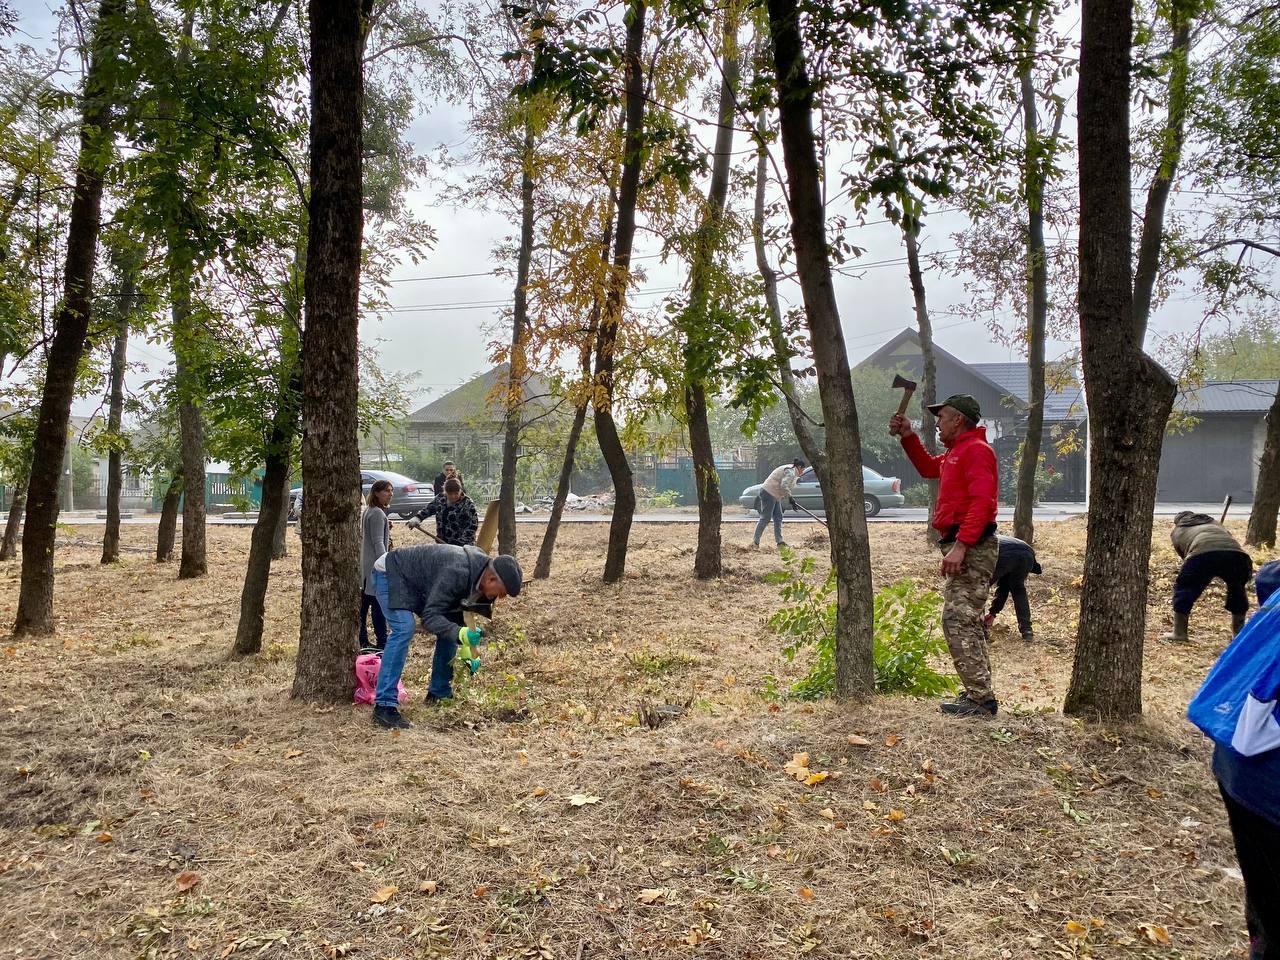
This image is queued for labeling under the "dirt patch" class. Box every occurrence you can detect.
[0,518,1274,958]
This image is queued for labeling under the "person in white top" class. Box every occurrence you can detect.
[754,458,805,549]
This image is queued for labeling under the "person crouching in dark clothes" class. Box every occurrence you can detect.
[1165,510,1253,642]
[407,477,478,546]
[983,534,1042,642]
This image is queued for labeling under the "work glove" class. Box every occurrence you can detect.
[405,516,422,531]
[457,626,483,674]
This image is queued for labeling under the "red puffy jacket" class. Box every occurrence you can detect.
[900,426,998,545]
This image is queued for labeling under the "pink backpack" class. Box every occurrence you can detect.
[353,653,408,705]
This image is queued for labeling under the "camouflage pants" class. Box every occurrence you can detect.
[938,535,998,702]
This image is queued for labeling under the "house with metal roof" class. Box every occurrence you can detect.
[858,329,1277,503]
[401,364,563,482]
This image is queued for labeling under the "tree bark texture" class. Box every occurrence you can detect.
[292,0,365,702]
[101,303,130,564]
[753,114,823,471]
[172,278,208,578]
[1013,34,1048,545]
[272,468,291,559]
[235,421,294,655]
[499,120,536,556]
[595,0,646,585]
[767,0,876,698]
[13,0,122,636]
[685,13,738,580]
[156,468,183,562]
[534,215,610,582]
[533,402,588,580]
[1,478,27,561]
[1131,5,1192,345]
[1246,379,1280,547]
[1063,0,1177,720]
[902,221,941,533]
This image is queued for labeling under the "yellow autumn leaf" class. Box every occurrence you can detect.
[282,748,304,759]
[637,887,670,905]
[1138,923,1170,946]
[798,886,814,901]
[886,809,906,822]
[1064,920,1088,938]
[846,734,872,747]
[419,880,439,895]
[804,771,830,786]
[532,786,547,797]
[370,885,398,904]
[783,752,811,780]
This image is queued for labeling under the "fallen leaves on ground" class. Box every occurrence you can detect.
[566,793,601,807]
[1138,923,1171,946]
[369,885,398,904]
[637,887,671,905]
[175,871,201,892]
[419,880,439,895]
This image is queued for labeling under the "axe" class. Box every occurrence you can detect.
[1219,494,1233,525]
[892,373,917,417]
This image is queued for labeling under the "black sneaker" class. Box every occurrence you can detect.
[372,705,412,730]
[423,693,452,706]
[940,695,998,718]
[1020,631,1034,643]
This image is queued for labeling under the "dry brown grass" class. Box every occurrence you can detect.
[0,517,1276,960]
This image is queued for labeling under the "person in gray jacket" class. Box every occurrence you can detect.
[1165,510,1253,642]
[360,481,393,652]
[369,542,523,729]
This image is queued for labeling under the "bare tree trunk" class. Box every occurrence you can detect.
[13,0,122,636]
[272,467,291,558]
[753,113,823,471]
[533,404,588,580]
[684,11,738,580]
[235,419,294,655]
[101,301,130,564]
[1063,0,1177,720]
[767,0,875,698]
[1,475,27,560]
[596,0,646,585]
[1132,8,1192,345]
[1246,379,1280,547]
[1013,19,1048,545]
[902,222,941,534]
[499,120,536,556]
[156,468,183,562]
[292,0,364,702]
[173,279,207,578]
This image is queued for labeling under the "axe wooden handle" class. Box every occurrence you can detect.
[1219,494,1233,525]
[895,388,916,418]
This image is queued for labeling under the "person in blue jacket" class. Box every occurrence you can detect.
[1194,560,1280,959]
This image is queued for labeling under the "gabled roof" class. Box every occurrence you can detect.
[970,362,1086,422]
[862,328,1019,405]
[1176,380,1278,414]
[408,364,558,425]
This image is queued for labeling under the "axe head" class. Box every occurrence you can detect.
[892,373,917,391]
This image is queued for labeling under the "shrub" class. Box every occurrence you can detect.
[902,482,932,507]
[765,550,958,700]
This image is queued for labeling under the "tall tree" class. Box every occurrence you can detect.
[100,281,133,564]
[680,8,739,580]
[13,0,126,636]
[766,0,875,697]
[1012,8,1052,545]
[1063,0,1178,719]
[594,0,646,584]
[291,0,367,701]
[1248,380,1280,547]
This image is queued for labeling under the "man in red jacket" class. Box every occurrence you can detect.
[890,394,1000,717]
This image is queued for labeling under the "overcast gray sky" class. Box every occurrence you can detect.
[11,0,1269,420]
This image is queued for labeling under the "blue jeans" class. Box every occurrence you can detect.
[753,490,784,545]
[372,569,459,705]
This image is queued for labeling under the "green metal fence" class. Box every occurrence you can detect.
[654,461,760,507]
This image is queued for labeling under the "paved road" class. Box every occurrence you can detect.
[56,502,1250,527]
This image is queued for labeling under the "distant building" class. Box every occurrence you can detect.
[857,328,1277,504]
[401,364,561,480]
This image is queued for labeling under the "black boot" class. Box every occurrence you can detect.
[1161,611,1190,643]
[372,705,412,730]
[940,694,998,718]
[1231,612,1246,636]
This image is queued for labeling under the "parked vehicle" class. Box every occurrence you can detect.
[288,470,435,522]
[738,465,905,518]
